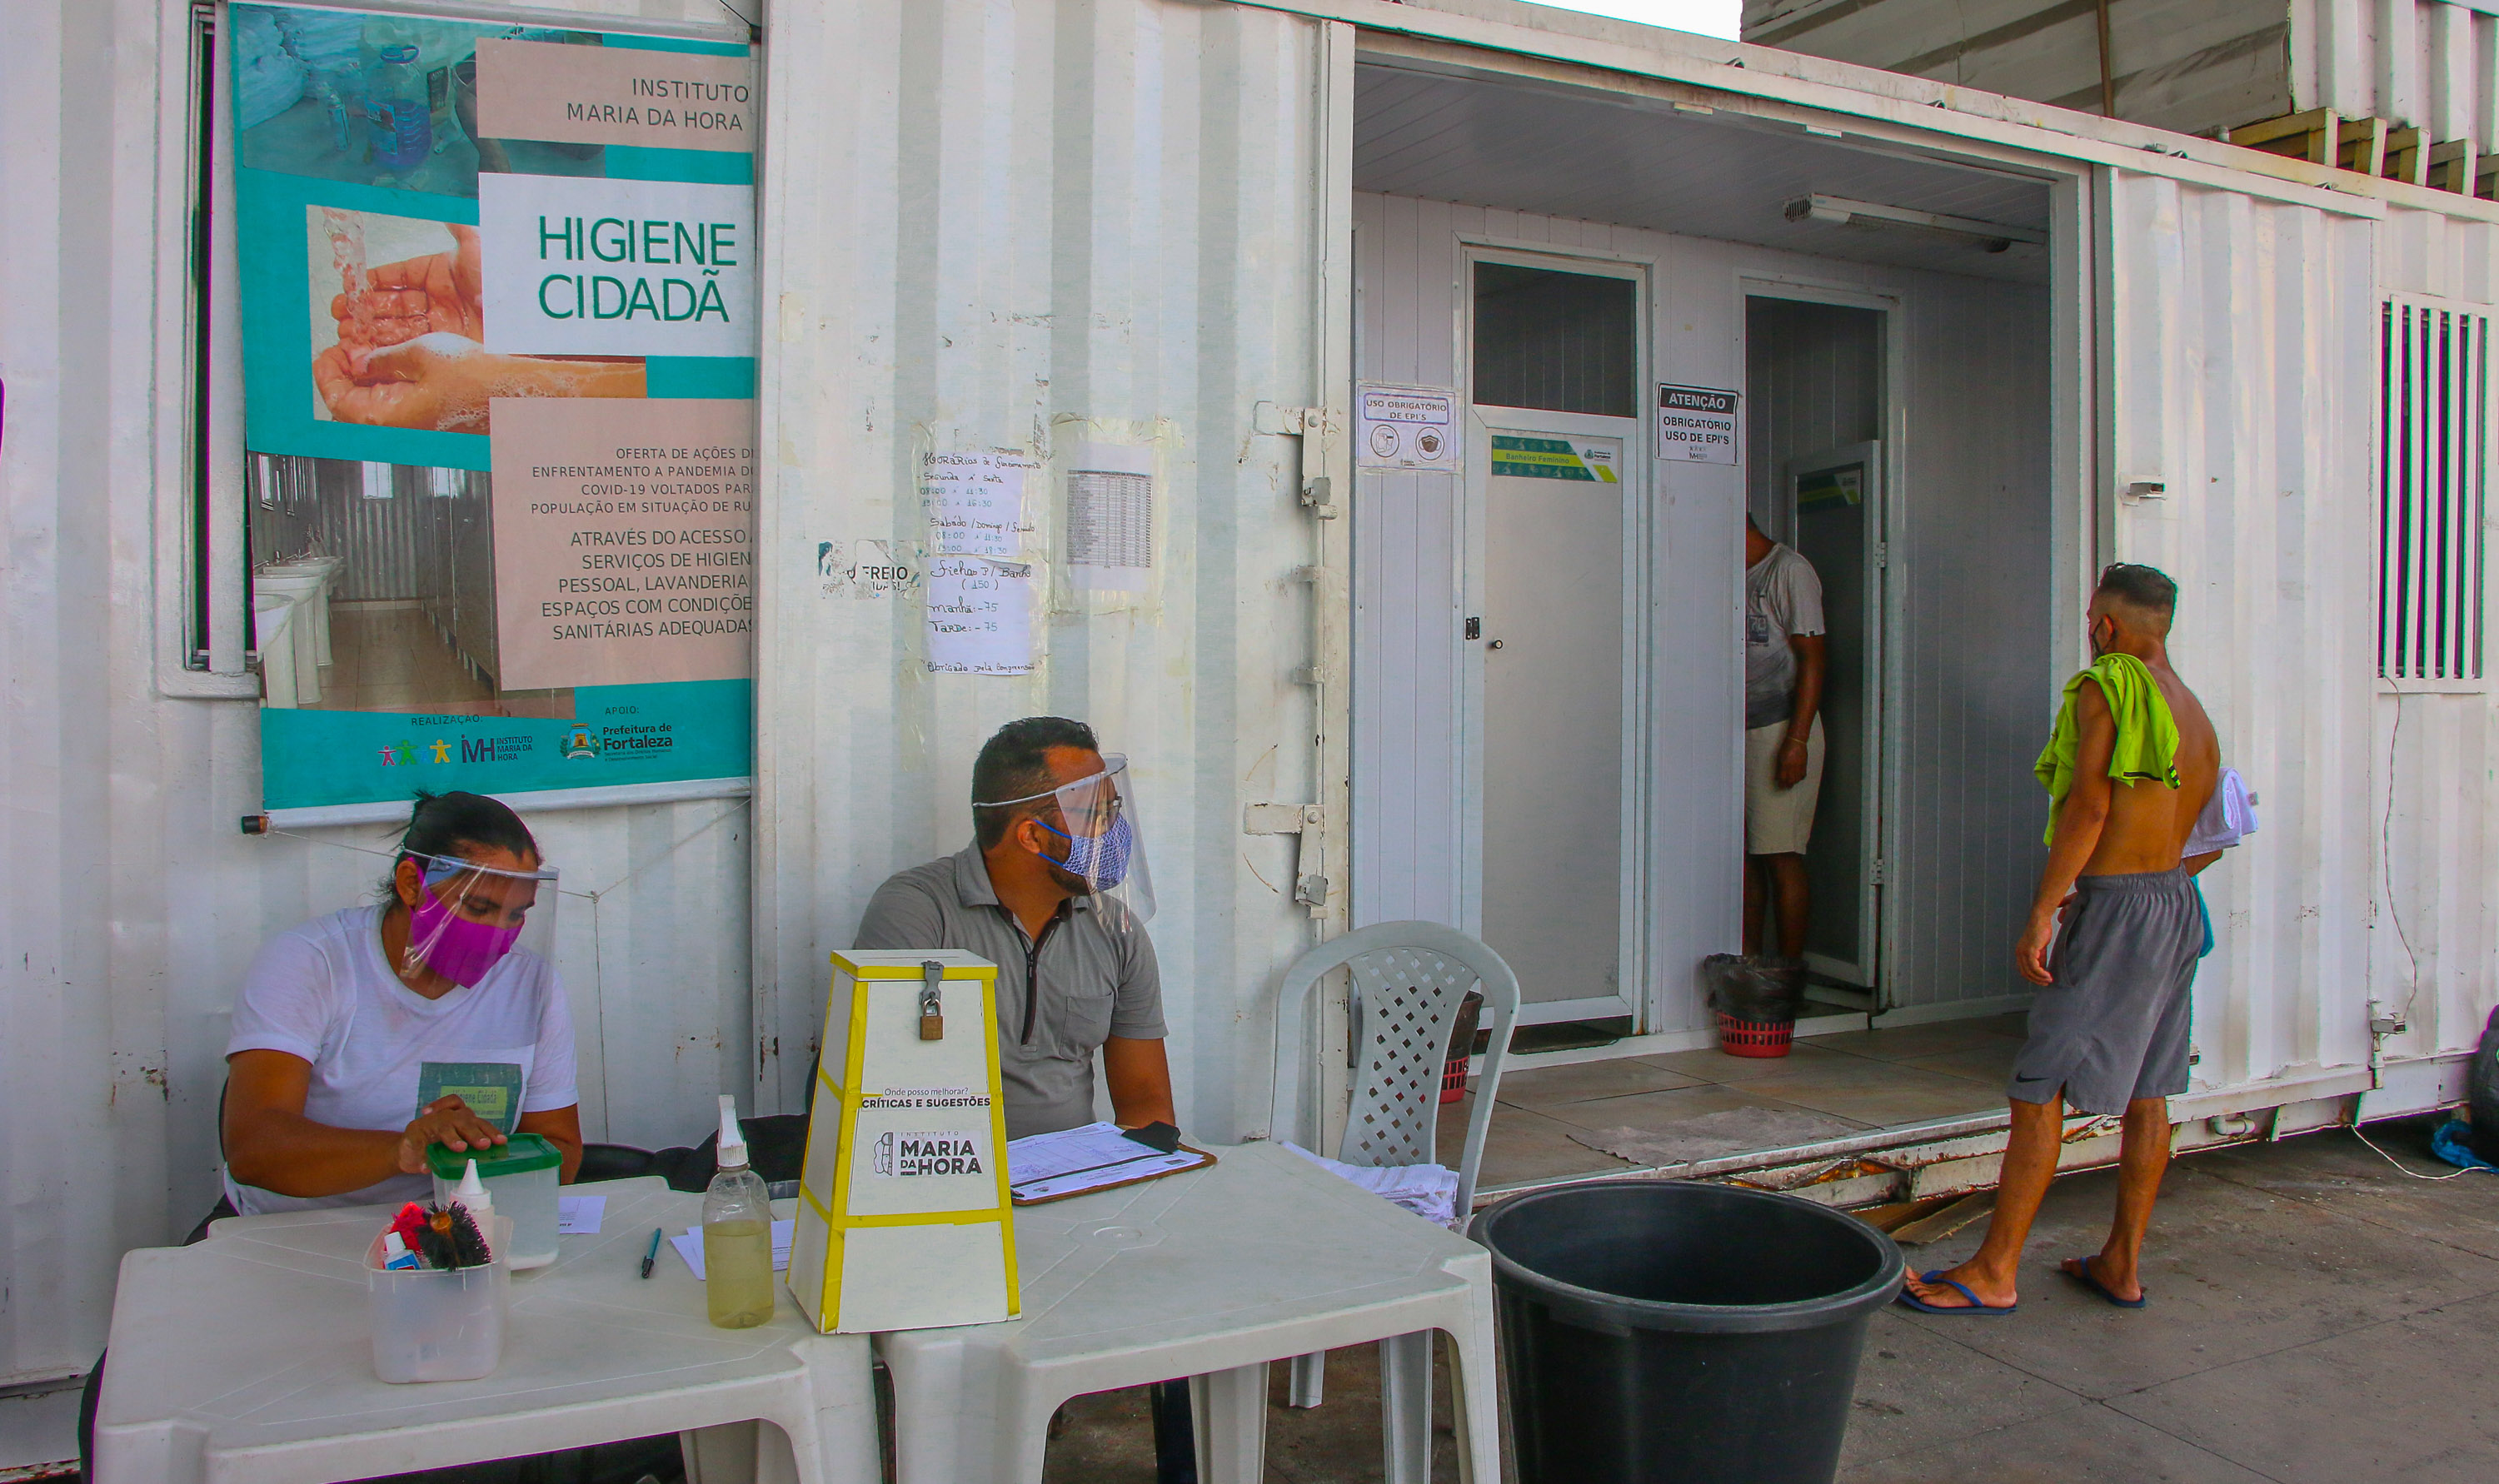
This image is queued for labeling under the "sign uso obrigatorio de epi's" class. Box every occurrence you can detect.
[1657,384,1740,465]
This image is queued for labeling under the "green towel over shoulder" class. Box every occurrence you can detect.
[2034,653,2181,844]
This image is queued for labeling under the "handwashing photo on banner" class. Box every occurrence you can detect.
[231,4,757,811]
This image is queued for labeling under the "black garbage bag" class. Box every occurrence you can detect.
[2469,1004,2499,1167]
[1702,954,1807,1024]
[652,1113,812,1192]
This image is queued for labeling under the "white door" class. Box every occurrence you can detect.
[1469,415,1640,1022]
[1786,441,1885,988]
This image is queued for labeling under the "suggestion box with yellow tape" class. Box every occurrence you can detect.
[788,949,1020,1332]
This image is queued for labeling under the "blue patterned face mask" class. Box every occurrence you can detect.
[974,750,1157,924]
[1037,811,1136,889]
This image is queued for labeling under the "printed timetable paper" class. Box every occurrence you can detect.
[1006,1121,1210,1203]
[1066,442,1155,592]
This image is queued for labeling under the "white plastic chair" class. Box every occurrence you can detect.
[1273,920,1519,1453]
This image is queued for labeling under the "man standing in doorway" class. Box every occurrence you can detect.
[1743,512,1828,960]
[1902,564,2218,1315]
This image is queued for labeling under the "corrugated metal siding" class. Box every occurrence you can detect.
[750,1,1338,1138]
[2099,170,2381,1096]
[1350,190,2053,1030]
[1352,192,1465,930]
[0,0,756,1389]
[1890,276,2056,1011]
[1746,0,2499,161]
[2372,204,2499,1071]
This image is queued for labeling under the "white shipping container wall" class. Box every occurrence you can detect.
[1350,191,2053,1029]
[0,0,759,1389]
[2370,202,2499,1080]
[750,0,1342,1139]
[2098,170,2384,1099]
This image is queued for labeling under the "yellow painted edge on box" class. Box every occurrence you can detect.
[828,950,1004,983]
[980,972,1021,1315]
[802,1181,1009,1228]
[824,973,871,1330]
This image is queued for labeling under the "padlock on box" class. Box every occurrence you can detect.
[787,949,1020,1332]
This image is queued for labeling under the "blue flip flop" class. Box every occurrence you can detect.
[2062,1256,2147,1309]
[1897,1271,2017,1317]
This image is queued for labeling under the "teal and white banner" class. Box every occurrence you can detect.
[229,4,755,810]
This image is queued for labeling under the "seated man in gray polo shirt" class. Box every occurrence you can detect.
[854,715,1177,1138]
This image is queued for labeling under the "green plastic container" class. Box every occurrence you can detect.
[429,1133,562,1269]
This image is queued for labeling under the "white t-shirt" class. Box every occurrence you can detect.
[1744,543,1826,730]
[222,904,578,1216]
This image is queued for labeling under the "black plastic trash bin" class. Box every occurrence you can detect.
[1470,1180,1905,1484]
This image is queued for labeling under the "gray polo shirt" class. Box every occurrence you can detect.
[853,842,1165,1139]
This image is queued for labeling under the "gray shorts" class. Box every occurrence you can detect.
[2007,869,2202,1117]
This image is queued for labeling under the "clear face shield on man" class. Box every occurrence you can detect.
[980,753,1156,925]
[401,852,559,989]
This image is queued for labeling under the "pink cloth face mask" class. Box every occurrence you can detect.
[408,890,525,986]
[404,854,547,987]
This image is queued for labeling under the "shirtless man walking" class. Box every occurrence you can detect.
[1903,564,2218,1315]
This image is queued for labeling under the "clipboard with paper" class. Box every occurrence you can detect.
[1007,1121,1215,1204]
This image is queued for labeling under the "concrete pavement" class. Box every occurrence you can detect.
[1042,1114,2499,1483]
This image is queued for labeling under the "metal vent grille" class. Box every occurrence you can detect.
[2381,298,2490,681]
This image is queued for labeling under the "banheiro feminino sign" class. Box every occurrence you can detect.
[478,174,756,357]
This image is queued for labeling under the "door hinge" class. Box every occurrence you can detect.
[1255,401,1344,518]
[1244,803,1325,835]
[1245,804,1332,909]
[1868,857,1888,886]
[1873,541,1889,570]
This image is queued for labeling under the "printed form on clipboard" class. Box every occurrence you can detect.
[1006,1121,1214,1204]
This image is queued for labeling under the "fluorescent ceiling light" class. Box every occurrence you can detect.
[1783,194,2047,252]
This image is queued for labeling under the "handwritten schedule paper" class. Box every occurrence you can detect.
[925,556,1035,674]
[924,452,1035,558]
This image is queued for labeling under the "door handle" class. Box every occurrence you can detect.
[1486,639,1504,650]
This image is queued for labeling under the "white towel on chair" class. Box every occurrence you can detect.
[1283,1143,1461,1229]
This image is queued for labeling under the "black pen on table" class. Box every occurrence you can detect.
[641,1226,663,1279]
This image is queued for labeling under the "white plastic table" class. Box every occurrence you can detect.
[876,1140,1499,1484]
[92,1178,876,1484]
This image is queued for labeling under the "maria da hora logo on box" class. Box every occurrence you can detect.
[871,1131,986,1178]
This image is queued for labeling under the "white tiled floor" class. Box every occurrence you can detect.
[1445,1013,2030,1190]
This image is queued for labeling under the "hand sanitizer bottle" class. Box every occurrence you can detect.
[702,1094,775,1328]
[453,1158,496,1260]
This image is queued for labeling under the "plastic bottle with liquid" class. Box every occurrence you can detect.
[366,42,431,171]
[701,1094,776,1328]
[453,1158,496,1261]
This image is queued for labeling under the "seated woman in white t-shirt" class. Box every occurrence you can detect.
[220,790,583,1217]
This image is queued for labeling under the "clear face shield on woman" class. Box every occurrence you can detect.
[980,753,1155,925]
[400,852,559,988]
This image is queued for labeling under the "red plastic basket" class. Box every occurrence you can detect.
[1716,1013,1795,1058]
[1439,1055,1470,1103]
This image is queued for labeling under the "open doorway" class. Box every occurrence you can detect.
[1348,48,2063,1187]
[1744,294,1888,1007]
